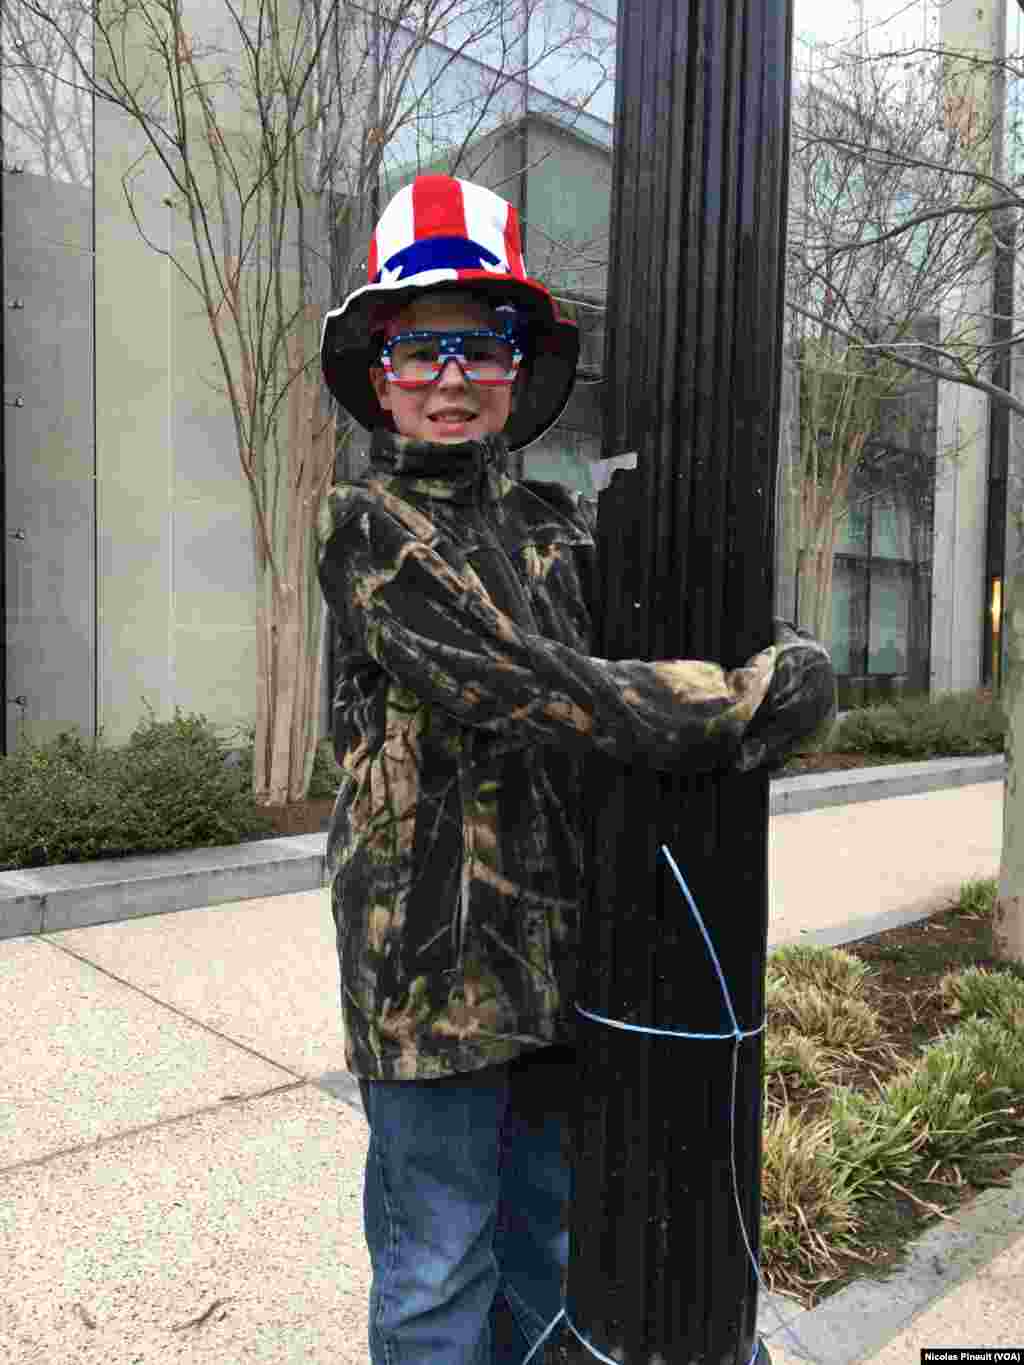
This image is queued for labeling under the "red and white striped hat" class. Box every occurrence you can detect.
[320,175,579,452]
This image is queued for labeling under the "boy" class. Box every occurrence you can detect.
[317,174,835,1364]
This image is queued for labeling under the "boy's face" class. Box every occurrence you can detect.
[369,292,515,445]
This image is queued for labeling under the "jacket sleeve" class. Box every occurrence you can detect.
[317,485,776,774]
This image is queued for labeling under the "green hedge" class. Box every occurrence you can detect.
[0,709,274,871]
[835,690,1005,761]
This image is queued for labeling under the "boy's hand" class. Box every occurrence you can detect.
[734,621,837,774]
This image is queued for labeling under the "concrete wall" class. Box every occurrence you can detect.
[520,115,611,303]
[93,102,260,746]
[930,0,1005,693]
[774,346,800,626]
[3,171,96,749]
[931,373,989,692]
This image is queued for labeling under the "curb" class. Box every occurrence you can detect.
[768,753,1005,815]
[759,1161,1024,1365]
[0,756,1006,942]
[0,835,328,940]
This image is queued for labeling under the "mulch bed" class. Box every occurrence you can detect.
[256,796,335,837]
[545,900,1024,1359]
[788,903,1024,1301]
[781,751,919,775]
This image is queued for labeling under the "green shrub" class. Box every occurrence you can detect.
[835,689,1004,760]
[0,708,273,871]
[308,738,343,799]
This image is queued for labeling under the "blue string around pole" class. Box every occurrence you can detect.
[521,843,819,1365]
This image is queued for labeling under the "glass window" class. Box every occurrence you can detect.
[868,563,911,675]
[830,559,866,676]
[871,498,913,560]
[834,501,868,556]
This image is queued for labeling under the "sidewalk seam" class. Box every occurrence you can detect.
[0,1079,308,1178]
[42,936,308,1083]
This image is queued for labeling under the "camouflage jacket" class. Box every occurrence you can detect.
[317,430,807,1081]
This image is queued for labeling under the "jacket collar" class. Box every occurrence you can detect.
[367,428,514,505]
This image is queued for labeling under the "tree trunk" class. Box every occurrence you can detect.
[995,559,1024,963]
[252,324,335,806]
[794,509,838,645]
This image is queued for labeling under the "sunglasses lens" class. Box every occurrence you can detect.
[388,332,517,383]
[390,337,443,382]
[461,336,515,377]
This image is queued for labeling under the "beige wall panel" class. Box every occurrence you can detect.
[173,624,258,732]
[167,262,248,503]
[94,102,176,743]
[172,496,256,633]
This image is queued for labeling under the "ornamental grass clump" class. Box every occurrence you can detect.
[939,967,1024,1028]
[764,1029,840,1089]
[871,1019,1024,1168]
[953,878,998,919]
[769,944,872,996]
[827,1085,925,1200]
[760,1102,863,1291]
[767,981,886,1055]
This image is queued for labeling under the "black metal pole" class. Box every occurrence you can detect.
[1,81,8,752]
[565,1,793,1361]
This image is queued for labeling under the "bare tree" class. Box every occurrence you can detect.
[784,46,985,645]
[787,36,1023,416]
[786,31,1024,964]
[2,0,91,182]
[6,0,613,805]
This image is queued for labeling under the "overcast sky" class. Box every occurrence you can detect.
[792,0,935,67]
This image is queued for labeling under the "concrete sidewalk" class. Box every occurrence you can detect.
[1,779,1020,1364]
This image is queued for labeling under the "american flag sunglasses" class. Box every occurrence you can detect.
[378,327,524,387]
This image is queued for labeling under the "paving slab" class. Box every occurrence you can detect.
[0,937,297,1169]
[863,1229,1024,1362]
[51,889,345,1080]
[768,782,1002,948]
[0,1084,370,1365]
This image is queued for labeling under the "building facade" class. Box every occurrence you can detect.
[1,0,1016,753]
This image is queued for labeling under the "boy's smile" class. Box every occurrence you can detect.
[370,293,515,445]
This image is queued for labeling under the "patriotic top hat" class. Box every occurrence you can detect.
[320,175,580,453]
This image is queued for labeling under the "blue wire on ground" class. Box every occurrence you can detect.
[521,844,819,1365]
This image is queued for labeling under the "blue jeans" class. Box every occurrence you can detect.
[358,1046,574,1364]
